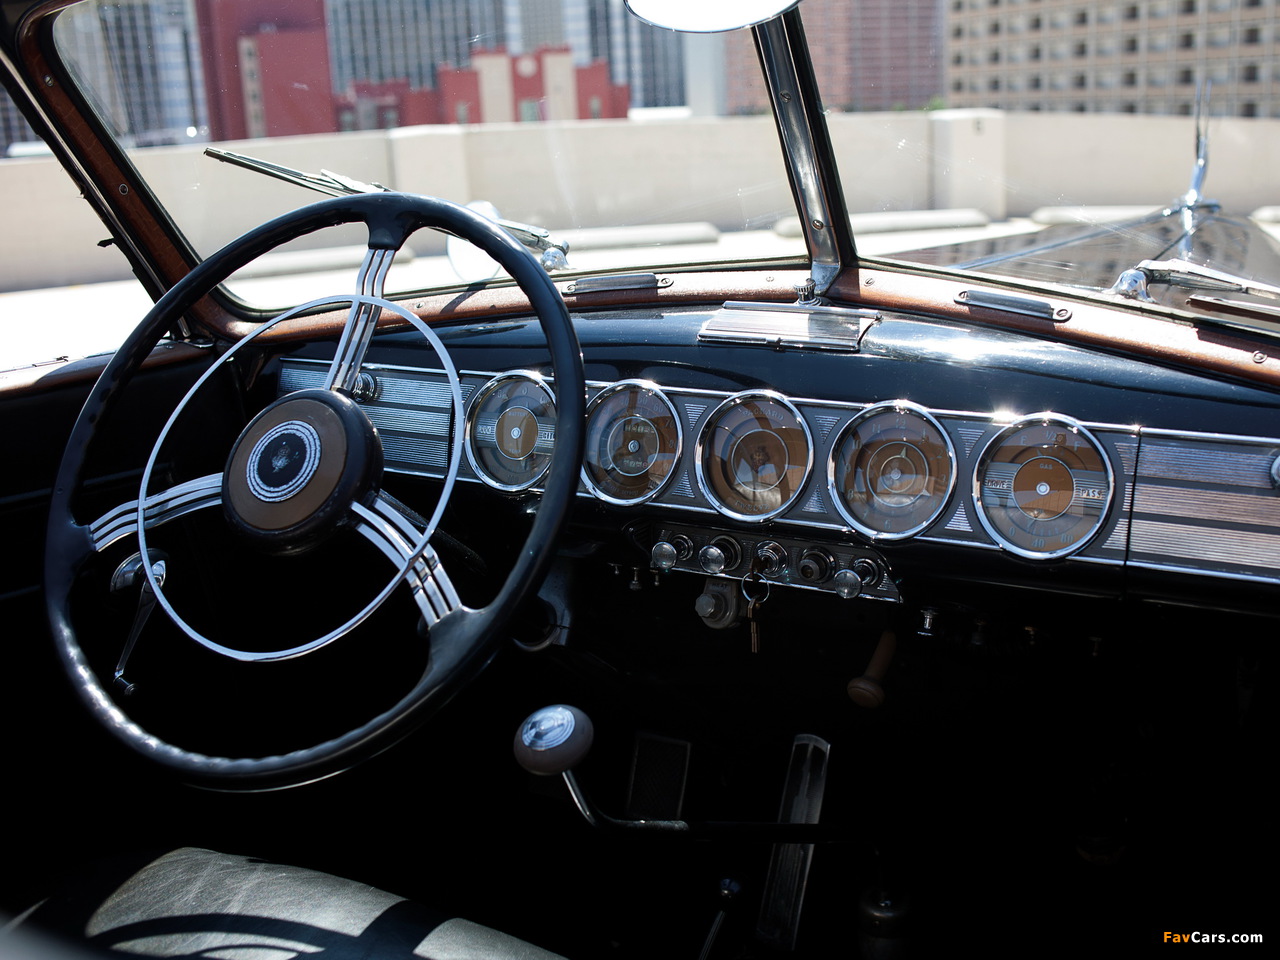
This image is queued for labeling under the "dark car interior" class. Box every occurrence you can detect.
[2,1,1276,958]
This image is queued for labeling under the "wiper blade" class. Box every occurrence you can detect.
[205,147,388,197]
[204,147,570,271]
[1107,258,1280,303]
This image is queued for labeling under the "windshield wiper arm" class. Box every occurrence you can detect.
[1107,258,1280,304]
[204,147,569,271]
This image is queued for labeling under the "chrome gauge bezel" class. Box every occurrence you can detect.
[464,371,557,492]
[695,390,814,523]
[828,400,957,541]
[581,380,683,505]
[972,413,1115,560]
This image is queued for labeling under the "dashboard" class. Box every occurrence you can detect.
[277,299,1280,617]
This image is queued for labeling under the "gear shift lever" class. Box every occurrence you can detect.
[513,704,594,775]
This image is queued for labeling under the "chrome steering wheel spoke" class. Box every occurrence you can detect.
[323,245,397,394]
[89,474,223,553]
[352,496,461,629]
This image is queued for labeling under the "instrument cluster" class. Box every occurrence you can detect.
[279,355,1280,595]
[453,371,1121,564]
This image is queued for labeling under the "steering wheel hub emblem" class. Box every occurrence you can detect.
[246,420,322,502]
[222,389,383,554]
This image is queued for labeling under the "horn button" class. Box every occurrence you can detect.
[223,389,383,555]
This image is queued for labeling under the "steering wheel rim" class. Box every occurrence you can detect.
[44,193,585,790]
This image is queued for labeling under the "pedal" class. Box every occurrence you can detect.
[625,732,691,820]
[755,734,831,951]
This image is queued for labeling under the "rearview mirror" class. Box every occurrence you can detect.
[624,0,800,33]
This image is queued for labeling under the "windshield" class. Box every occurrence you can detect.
[46,0,805,308]
[18,0,1280,335]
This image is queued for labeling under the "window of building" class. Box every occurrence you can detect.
[1124,4,1140,19]
[1073,73,1088,88]
[990,48,1002,62]
[953,53,964,65]
[1242,63,1260,82]
[1177,67,1195,83]
[990,20,1001,33]
[1074,102,1088,112]
[1122,102,1137,112]
[1030,14,1042,28]
[989,77,1002,90]
[1177,102,1193,115]
[1178,32,1195,48]
[1030,44,1042,60]
[1029,74,1042,89]
[1241,102,1258,116]
[952,80,964,92]
[1178,0,1196,12]
[1243,27,1261,44]
[1124,35,1139,51]
[1074,41,1088,56]
[1123,70,1138,85]
[1076,10,1089,24]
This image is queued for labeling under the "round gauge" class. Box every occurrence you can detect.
[582,381,682,505]
[829,401,956,540]
[465,373,557,491]
[973,414,1114,559]
[696,391,812,521]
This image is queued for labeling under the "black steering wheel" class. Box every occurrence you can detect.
[45,193,584,790]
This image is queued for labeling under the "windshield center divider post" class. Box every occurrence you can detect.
[753,9,855,295]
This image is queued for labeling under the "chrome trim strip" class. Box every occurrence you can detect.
[1133,484,1280,528]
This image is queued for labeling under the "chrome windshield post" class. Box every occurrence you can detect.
[753,8,855,296]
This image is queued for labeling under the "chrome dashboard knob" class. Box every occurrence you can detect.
[651,541,679,571]
[833,568,863,599]
[699,545,727,574]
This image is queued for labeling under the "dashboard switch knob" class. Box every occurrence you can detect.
[699,537,741,574]
[652,541,679,571]
[833,568,863,599]
[699,544,728,574]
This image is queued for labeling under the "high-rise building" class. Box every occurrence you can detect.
[54,0,209,146]
[945,0,1280,117]
[724,0,944,115]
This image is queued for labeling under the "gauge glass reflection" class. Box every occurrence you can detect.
[583,382,681,504]
[973,414,1114,559]
[465,373,556,491]
[830,402,955,539]
[697,392,812,521]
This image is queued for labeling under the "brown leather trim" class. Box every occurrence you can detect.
[220,269,811,344]
[0,341,209,397]
[828,265,1280,390]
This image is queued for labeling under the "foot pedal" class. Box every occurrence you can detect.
[625,732,691,820]
[755,734,831,951]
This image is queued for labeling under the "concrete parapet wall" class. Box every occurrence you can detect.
[4,111,1280,292]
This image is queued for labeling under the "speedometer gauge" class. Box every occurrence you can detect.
[465,373,556,491]
[830,401,955,540]
[973,414,1114,559]
[582,381,681,504]
[697,391,812,521]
